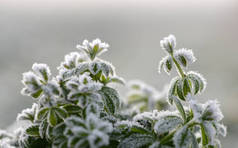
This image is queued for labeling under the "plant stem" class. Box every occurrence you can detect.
[171,54,185,78]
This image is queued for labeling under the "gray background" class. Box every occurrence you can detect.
[0,0,238,147]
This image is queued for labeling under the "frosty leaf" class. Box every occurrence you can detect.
[214,123,227,137]
[99,86,120,114]
[89,62,101,75]
[118,133,154,148]
[187,71,207,93]
[63,104,82,114]
[76,39,109,60]
[168,77,179,104]
[160,34,176,54]
[154,116,183,135]
[52,122,67,148]
[202,100,223,122]
[171,96,186,123]
[54,107,68,120]
[48,108,58,126]
[107,76,125,85]
[74,62,89,76]
[176,79,185,101]
[21,71,42,98]
[25,125,40,137]
[85,103,100,117]
[17,103,38,122]
[43,81,60,96]
[174,49,196,67]
[200,121,216,146]
[37,107,49,121]
[173,125,198,148]
[182,77,191,97]
[0,130,12,139]
[64,114,113,148]
[32,63,51,82]
[158,55,173,74]
[187,75,200,95]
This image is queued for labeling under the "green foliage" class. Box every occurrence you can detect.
[0,36,226,148]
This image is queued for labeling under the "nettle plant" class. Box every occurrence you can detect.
[0,35,226,148]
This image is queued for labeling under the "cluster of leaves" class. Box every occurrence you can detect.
[0,36,226,148]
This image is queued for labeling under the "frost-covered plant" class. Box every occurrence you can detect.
[0,35,226,148]
[126,80,169,112]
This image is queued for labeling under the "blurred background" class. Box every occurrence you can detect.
[0,0,237,147]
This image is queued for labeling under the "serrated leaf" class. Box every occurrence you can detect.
[26,125,40,137]
[118,134,154,148]
[154,116,183,135]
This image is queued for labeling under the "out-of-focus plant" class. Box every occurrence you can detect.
[125,80,169,112]
[0,35,226,148]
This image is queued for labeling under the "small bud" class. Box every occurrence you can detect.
[160,34,176,54]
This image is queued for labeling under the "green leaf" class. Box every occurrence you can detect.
[47,108,58,126]
[176,79,185,101]
[200,123,209,146]
[31,89,43,98]
[154,116,183,135]
[177,55,187,67]
[108,77,125,85]
[99,86,120,114]
[174,126,193,148]
[37,107,49,120]
[188,76,200,95]
[130,125,151,135]
[25,125,40,137]
[168,77,179,104]
[54,107,68,119]
[183,78,191,97]
[165,58,173,73]
[118,134,154,148]
[63,104,82,114]
[172,96,186,122]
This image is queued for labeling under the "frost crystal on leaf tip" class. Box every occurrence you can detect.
[16,103,38,122]
[76,39,109,60]
[174,48,196,66]
[160,34,176,54]
[32,63,51,81]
